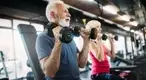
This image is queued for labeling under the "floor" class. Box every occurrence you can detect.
[80,70,91,80]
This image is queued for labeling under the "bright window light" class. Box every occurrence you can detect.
[31,23,44,31]
[13,19,29,29]
[0,18,11,27]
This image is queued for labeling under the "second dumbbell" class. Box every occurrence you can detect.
[101,34,118,41]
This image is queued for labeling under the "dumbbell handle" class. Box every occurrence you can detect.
[102,34,118,41]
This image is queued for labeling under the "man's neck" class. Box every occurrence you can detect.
[51,21,59,25]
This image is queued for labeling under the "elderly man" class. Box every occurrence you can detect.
[36,1,90,80]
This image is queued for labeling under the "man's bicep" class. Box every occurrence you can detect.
[36,34,53,60]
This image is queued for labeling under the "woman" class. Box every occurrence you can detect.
[85,20,124,80]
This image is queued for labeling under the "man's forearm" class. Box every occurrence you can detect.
[44,40,62,77]
[78,40,90,68]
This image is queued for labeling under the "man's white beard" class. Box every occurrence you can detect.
[58,19,70,27]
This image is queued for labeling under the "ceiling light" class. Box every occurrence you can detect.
[123,26,130,31]
[130,21,138,26]
[130,29,134,32]
[124,21,138,27]
[88,0,94,2]
[103,19,114,24]
[83,12,97,18]
[66,4,97,18]
[116,15,130,22]
[103,5,119,15]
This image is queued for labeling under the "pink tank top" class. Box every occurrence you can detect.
[90,45,110,75]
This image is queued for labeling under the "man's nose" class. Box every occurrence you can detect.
[67,12,71,17]
[100,28,102,31]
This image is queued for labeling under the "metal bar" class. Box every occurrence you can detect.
[130,33,135,65]
[11,19,18,79]
[124,36,128,59]
[0,51,9,78]
[142,27,146,56]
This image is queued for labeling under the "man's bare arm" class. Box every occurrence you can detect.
[78,39,90,68]
[40,40,62,78]
[40,27,62,78]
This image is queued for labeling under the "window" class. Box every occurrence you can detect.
[126,37,132,53]
[0,29,16,79]
[102,35,127,66]
[13,19,29,29]
[0,29,14,59]
[0,18,11,27]
[0,19,44,79]
[115,35,126,59]
[12,20,32,78]
[31,23,44,32]
[13,30,32,78]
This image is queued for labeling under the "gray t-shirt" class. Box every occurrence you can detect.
[36,32,80,80]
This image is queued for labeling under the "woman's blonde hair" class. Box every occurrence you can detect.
[85,20,101,31]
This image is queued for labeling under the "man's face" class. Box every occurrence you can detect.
[56,4,71,27]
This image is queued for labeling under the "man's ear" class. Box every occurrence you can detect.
[50,11,59,21]
[50,11,56,19]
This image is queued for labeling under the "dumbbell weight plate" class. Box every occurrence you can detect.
[114,35,118,41]
[59,27,73,43]
[102,34,107,40]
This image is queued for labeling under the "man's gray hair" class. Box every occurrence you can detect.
[45,1,64,21]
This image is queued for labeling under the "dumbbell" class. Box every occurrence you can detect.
[102,34,108,40]
[102,34,118,41]
[59,27,73,43]
[46,23,73,43]
[73,26,97,39]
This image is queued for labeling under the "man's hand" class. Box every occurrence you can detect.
[52,26,62,42]
[78,27,90,68]
[41,26,62,77]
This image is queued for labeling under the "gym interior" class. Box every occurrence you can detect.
[0,0,146,80]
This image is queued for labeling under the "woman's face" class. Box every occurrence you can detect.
[96,26,102,37]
